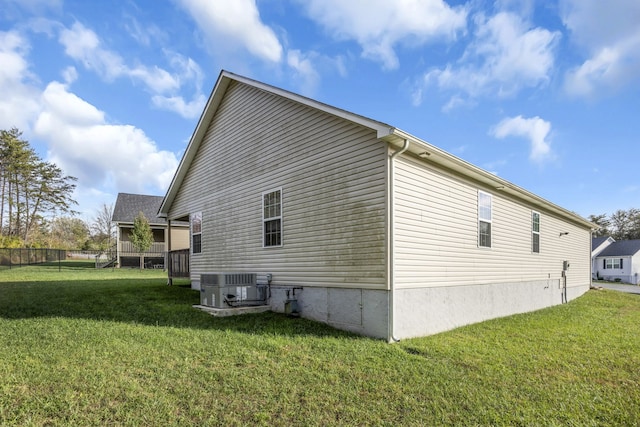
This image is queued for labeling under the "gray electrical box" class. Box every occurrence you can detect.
[563,260,570,271]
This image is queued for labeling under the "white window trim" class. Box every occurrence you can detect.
[262,187,283,248]
[532,211,540,253]
[605,258,622,269]
[478,190,492,248]
[190,212,202,255]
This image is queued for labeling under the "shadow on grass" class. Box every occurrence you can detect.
[0,276,354,340]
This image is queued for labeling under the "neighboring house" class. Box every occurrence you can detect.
[112,193,189,268]
[591,236,615,278]
[158,70,594,340]
[593,240,640,284]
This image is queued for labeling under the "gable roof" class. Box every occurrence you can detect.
[112,193,166,225]
[596,240,640,257]
[158,70,594,230]
[592,236,613,249]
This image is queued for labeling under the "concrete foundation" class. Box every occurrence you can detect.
[393,280,590,340]
[269,287,389,339]
[191,279,590,340]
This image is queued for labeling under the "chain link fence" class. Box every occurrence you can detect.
[0,248,67,269]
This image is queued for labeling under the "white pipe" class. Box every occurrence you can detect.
[388,138,410,342]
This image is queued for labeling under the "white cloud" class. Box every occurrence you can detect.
[58,21,205,117]
[61,66,78,84]
[0,30,41,131]
[151,94,206,120]
[123,15,166,47]
[287,50,321,96]
[414,11,560,106]
[176,0,283,63]
[491,115,553,163]
[34,81,179,194]
[297,0,467,70]
[0,25,182,216]
[59,22,179,93]
[561,0,640,97]
[39,81,104,126]
[167,54,204,92]
[1,0,62,18]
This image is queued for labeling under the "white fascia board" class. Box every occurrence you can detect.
[386,128,595,230]
[228,71,395,137]
[158,71,232,218]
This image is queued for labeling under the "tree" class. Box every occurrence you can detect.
[130,211,153,269]
[588,214,610,237]
[607,209,640,240]
[589,208,640,240]
[0,128,78,246]
[48,217,89,249]
[90,203,115,251]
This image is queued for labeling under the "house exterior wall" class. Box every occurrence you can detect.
[167,81,389,303]
[591,237,614,277]
[632,253,640,285]
[391,154,592,339]
[163,74,594,340]
[594,254,640,284]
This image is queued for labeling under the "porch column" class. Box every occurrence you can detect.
[166,219,172,286]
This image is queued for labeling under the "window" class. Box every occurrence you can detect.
[262,189,282,247]
[532,211,540,253]
[478,191,492,248]
[604,258,622,269]
[191,212,202,254]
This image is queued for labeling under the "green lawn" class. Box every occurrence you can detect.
[1,262,639,426]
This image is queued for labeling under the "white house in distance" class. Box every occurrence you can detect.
[592,239,640,284]
[158,70,594,341]
[591,236,615,279]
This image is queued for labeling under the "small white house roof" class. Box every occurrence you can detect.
[159,70,594,230]
[592,236,615,257]
[596,240,640,257]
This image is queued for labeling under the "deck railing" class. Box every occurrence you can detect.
[118,241,166,254]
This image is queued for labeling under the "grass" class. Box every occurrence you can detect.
[1,262,639,426]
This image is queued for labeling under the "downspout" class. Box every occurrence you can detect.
[167,219,173,286]
[388,138,410,343]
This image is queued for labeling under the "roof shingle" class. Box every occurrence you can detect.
[112,193,165,225]
[596,240,640,257]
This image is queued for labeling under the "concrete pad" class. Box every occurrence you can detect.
[193,304,271,317]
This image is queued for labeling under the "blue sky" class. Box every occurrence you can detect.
[1,0,639,221]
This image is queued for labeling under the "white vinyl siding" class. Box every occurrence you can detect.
[393,154,591,290]
[168,81,387,289]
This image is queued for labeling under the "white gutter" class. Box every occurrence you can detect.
[388,138,410,343]
[384,129,594,230]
